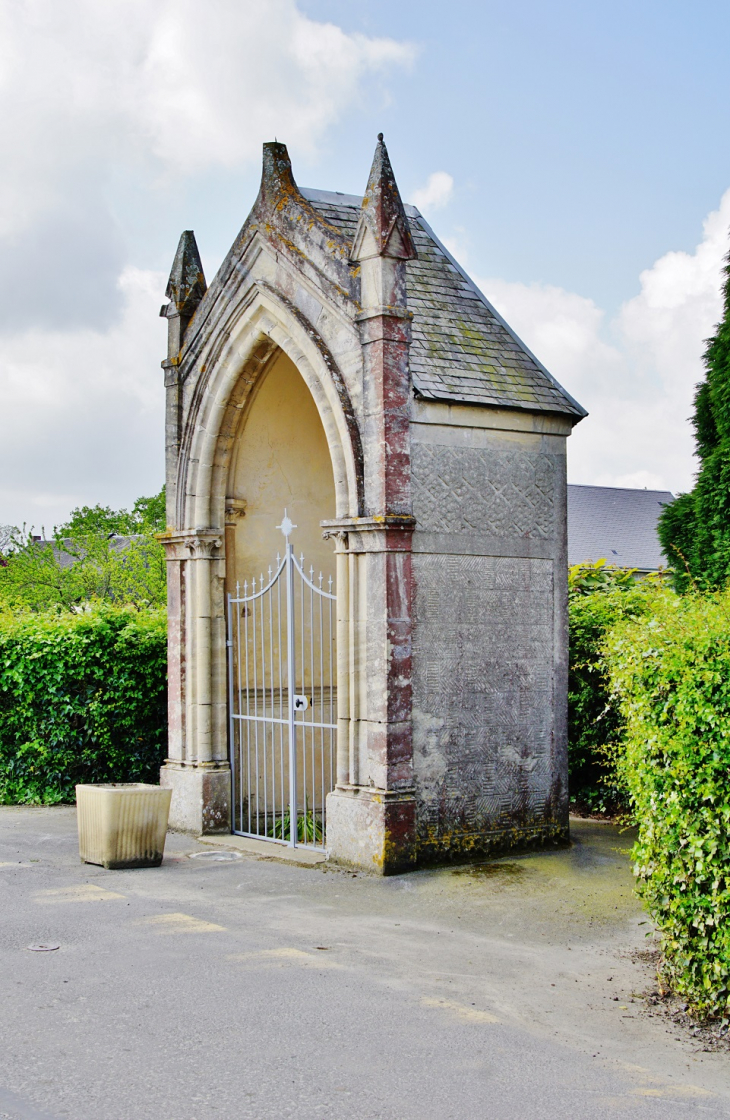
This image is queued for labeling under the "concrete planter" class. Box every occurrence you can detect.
[76,783,172,869]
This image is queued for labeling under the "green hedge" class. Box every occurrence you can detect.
[568,564,659,813]
[606,590,730,1018]
[0,605,167,804]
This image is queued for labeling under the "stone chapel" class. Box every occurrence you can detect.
[158,135,586,873]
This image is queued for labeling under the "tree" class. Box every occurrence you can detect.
[0,486,167,612]
[131,487,166,533]
[0,526,15,565]
[658,250,730,591]
[58,485,166,537]
[59,505,136,537]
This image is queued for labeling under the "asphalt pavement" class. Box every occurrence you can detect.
[1,806,728,1120]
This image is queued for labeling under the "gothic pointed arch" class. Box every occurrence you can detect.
[175,282,364,532]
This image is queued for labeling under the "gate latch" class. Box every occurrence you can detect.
[293,694,309,712]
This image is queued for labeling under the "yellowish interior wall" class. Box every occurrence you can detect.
[228,350,336,587]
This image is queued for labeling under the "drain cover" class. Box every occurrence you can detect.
[26,943,60,952]
[188,850,242,861]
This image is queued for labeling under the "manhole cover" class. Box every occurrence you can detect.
[26,943,60,952]
[188,850,242,862]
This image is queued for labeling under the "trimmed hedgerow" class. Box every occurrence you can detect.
[606,590,730,1019]
[567,562,660,813]
[0,605,167,804]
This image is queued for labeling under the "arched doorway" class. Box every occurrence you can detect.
[225,349,337,848]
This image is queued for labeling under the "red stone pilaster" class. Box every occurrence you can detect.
[356,309,413,515]
[324,135,419,872]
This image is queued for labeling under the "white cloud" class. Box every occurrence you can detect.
[0,0,415,525]
[0,0,415,329]
[409,171,454,215]
[138,2,415,171]
[0,0,414,203]
[478,280,623,392]
[0,267,166,529]
[1,0,725,522]
[477,189,730,494]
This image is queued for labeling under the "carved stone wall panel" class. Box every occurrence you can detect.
[412,553,558,852]
[411,443,557,539]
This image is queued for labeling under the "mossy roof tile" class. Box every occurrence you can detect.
[301,189,585,418]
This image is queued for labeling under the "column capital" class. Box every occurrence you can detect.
[224,498,247,526]
[322,515,415,553]
[322,515,415,533]
[157,528,223,561]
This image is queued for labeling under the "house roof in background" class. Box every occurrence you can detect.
[301,188,586,419]
[568,484,675,571]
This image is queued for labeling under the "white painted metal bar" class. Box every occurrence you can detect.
[243,581,250,834]
[318,573,323,842]
[299,552,305,842]
[310,569,315,843]
[277,563,284,842]
[285,534,297,846]
[328,574,334,798]
[269,568,275,835]
[252,577,259,833]
[230,715,336,730]
[226,591,235,826]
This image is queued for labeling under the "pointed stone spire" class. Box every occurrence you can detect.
[161,231,207,360]
[165,231,207,317]
[250,141,353,291]
[351,134,416,263]
[258,141,299,205]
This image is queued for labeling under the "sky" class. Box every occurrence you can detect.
[2,0,730,529]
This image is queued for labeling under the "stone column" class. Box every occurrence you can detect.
[323,134,418,874]
[159,529,231,834]
[324,517,416,873]
[158,231,229,833]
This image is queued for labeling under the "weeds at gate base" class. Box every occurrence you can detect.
[267,804,323,844]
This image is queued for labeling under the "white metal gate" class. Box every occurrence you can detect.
[227,512,336,850]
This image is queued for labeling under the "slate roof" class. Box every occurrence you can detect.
[301,189,585,419]
[567,485,675,571]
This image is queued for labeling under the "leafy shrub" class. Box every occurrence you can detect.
[0,605,167,804]
[606,590,730,1018]
[568,562,661,813]
[0,485,167,613]
[568,558,639,595]
[0,530,166,612]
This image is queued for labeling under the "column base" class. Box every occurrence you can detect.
[160,763,231,834]
[326,786,416,875]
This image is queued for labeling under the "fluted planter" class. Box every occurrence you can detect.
[76,783,172,869]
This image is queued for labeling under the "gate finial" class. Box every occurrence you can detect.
[277,510,296,541]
